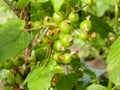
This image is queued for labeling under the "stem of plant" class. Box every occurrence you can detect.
[76,4,88,12]
[25,23,57,31]
[74,29,80,35]
[63,65,69,75]
[4,0,21,17]
[44,47,52,67]
[4,0,16,13]
[114,4,119,35]
[41,27,49,37]
[111,86,116,90]
[108,79,112,90]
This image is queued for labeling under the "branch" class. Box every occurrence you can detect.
[4,0,21,17]
[4,0,15,10]
[25,23,57,31]
[23,4,31,65]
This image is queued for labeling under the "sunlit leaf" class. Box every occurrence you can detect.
[15,0,30,8]
[92,0,110,17]
[37,0,49,3]
[106,37,120,87]
[24,60,64,90]
[87,84,107,90]
[0,19,30,61]
[106,37,120,71]
[51,0,64,12]
[81,0,91,4]
[109,66,120,86]
[102,0,119,5]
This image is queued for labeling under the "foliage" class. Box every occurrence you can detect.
[87,84,107,90]
[106,37,120,88]
[0,0,119,90]
[106,37,120,71]
[56,73,78,90]
[102,0,119,5]
[0,1,16,24]
[0,19,30,61]
[24,61,64,90]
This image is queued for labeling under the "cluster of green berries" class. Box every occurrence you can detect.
[30,10,95,65]
[0,58,24,89]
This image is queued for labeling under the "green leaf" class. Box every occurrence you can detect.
[109,66,120,86]
[51,0,64,12]
[81,0,91,4]
[106,37,120,71]
[15,74,23,84]
[31,0,50,3]
[65,0,80,6]
[84,69,96,78]
[92,0,110,17]
[87,84,107,90]
[102,0,119,5]
[0,69,10,82]
[56,73,78,90]
[15,0,30,8]
[30,1,54,21]
[24,60,64,90]
[37,0,50,3]
[81,11,114,39]
[5,85,12,90]
[0,19,30,61]
[107,37,120,87]
[24,67,52,90]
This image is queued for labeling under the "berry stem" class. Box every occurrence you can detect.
[63,65,69,75]
[41,27,49,37]
[42,47,52,67]
[76,4,88,12]
[25,23,57,31]
[74,30,80,35]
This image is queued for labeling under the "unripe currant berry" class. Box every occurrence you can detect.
[68,11,79,22]
[59,20,73,34]
[80,20,92,31]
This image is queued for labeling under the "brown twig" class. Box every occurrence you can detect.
[22,3,31,65]
[4,0,21,17]
[23,3,31,29]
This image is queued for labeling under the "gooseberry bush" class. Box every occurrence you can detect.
[0,0,119,90]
